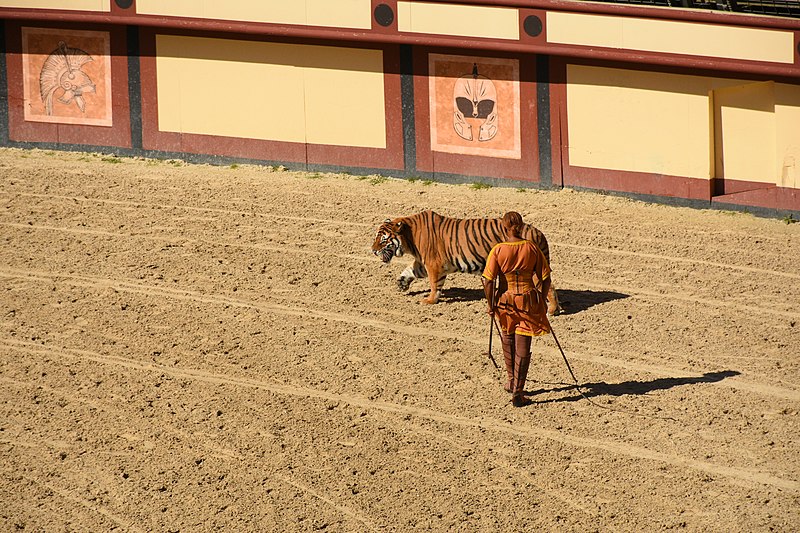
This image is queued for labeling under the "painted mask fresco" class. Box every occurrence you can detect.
[453,63,498,142]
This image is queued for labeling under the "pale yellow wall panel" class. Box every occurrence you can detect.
[548,12,794,64]
[154,55,183,136]
[302,48,386,148]
[566,65,712,179]
[139,0,370,29]
[156,35,307,143]
[775,84,800,189]
[397,1,519,40]
[155,35,386,148]
[715,82,776,184]
[0,0,109,10]
[720,103,775,183]
[398,2,411,29]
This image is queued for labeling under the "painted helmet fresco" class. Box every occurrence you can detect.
[39,41,96,115]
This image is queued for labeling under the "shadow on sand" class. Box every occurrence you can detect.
[406,287,485,303]
[437,287,484,303]
[553,288,629,314]
[526,370,741,404]
[410,287,630,309]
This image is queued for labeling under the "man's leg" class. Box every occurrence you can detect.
[512,334,532,407]
[500,331,515,393]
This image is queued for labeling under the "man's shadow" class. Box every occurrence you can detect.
[553,289,629,314]
[526,370,741,404]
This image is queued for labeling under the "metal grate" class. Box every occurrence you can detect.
[583,0,678,6]
[732,0,800,16]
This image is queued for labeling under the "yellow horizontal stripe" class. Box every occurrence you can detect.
[137,0,371,30]
[547,12,794,64]
[0,0,109,10]
[398,1,519,40]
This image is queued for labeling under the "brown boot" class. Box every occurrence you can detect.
[501,332,515,393]
[511,335,532,407]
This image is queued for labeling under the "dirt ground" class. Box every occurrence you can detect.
[0,147,798,532]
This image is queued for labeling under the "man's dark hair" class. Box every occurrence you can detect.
[502,211,524,233]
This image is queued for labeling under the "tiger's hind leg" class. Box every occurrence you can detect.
[397,260,426,292]
[547,283,563,316]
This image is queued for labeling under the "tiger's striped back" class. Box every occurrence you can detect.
[401,210,550,274]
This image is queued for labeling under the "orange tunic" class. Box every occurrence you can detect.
[482,240,551,337]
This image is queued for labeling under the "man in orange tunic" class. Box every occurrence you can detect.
[482,211,552,407]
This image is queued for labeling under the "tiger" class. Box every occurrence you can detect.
[371,210,561,314]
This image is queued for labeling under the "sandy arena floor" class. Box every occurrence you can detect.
[0,148,798,532]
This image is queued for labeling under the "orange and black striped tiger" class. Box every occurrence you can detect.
[372,210,561,314]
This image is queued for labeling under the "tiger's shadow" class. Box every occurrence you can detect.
[408,287,483,302]
[410,287,629,312]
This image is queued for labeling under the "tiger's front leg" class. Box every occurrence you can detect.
[422,264,446,304]
[397,260,426,292]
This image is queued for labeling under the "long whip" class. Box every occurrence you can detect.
[486,313,499,369]
[485,277,500,369]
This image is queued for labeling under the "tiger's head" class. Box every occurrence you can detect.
[372,219,406,263]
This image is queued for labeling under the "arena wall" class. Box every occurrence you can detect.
[563,65,800,203]
[1,0,798,217]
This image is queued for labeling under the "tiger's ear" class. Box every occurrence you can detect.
[395,221,404,230]
[383,218,391,223]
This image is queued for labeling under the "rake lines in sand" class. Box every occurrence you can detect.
[1,364,378,529]
[4,190,798,281]
[0,266,796,402]
[10,473,148,533]
[381,412,599,517]
[2,338,798,494]
[560,340,800,401]
[272,474,380,531]
[573,279,799,320]
[1,191,372,228]
[2,216,797,322]
[553,242,800,282]
[0,221,370,263]
[0,381,377,530]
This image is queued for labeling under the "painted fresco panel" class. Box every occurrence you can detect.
[428,54,521,160]
[21,27,112,127]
